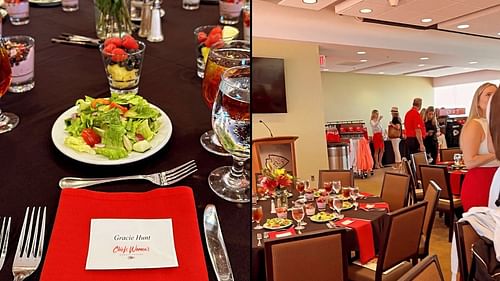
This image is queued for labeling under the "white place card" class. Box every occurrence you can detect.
[342,220,354,225]
[86,218,178,270]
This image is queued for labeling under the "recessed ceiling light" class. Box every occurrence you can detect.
[359,8,372,14]
[378,72,385,74]
[360,59,368,63]
[469,61,478,64]
[457,24,470,29]
[497,32,500,36]
[302,0,317,4]
[418,64,425,67]
[357,51,366,55]
[421,18,432,23]
[419,57,429,60]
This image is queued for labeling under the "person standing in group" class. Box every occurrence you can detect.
[460,82,499,211]
[423,106,438,164]
[404,98,426,154]
[370,109,384,169]
[388,107,402,169]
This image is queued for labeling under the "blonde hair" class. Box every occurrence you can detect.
[424,106,438,126]
[490,87,500,160]
[371,109,379,120]
[468,82,497,120]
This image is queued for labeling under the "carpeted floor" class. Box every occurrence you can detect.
[356,166,454,280]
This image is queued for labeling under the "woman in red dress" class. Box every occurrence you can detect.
[460,82,499,211]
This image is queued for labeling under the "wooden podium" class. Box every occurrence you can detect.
[252,136,298,192]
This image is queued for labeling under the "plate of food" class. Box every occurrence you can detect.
[51,93,172,165]
[330,201,354,211]
[310,212,337,223]
[263,218,293,230]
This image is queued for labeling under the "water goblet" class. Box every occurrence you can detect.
[201,40,250,156]
[252,205,264,230]
[332,180,342,195]
[291,205,305,231]
[207,66,250,203]
[0,38,19,134]
[333,196,343,215]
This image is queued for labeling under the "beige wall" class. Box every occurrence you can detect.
[321,72,434,135]
[252,38,329,179]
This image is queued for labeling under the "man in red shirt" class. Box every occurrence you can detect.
[404,98,426,154]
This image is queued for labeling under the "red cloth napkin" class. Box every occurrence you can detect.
[359,191,375,197]
[268,228,296,239]
[450,170,465,195]
[40,187,208,281]
[359,202,390,212]
[334,217,375,264]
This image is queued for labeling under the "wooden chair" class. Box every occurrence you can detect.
[318,169,354,188]
[397,255,445,281]
[264,229,348,281]
[417,181,441,261]
[420,164,462,242]
[411,152,428,189]
[455,221,481,281]
[440,147,462,162]
[380,172,410,211]
[402,157,423,203]
[348,202,428,281]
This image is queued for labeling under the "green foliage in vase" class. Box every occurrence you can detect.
[95,0,133,39]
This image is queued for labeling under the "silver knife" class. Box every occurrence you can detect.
[203,204,234,281]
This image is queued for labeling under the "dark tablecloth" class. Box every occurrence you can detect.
[251,191,386,281]
[0,2,249,280]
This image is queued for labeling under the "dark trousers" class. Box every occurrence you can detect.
[406,137,420,155]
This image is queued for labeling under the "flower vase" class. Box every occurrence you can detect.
[275,187,288,210]
[94,0,134,39]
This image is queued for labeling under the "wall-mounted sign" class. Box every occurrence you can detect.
[437,107,466,116]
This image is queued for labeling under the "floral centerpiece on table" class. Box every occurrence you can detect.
[94,0,134,39]
[260,168,293,209]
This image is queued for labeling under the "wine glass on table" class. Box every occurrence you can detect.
[333,196,343,216]
[208,66,250,203]
[252,205,264,230]
[295,179,306,198]
[332,180,341,195]
[0,38,19,134]
[323,181,333,194]
[350,186,360,210]
[291,205,305,233]
[201,40,250,156]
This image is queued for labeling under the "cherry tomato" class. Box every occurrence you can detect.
[81,128,101,147]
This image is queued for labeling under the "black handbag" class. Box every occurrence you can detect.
[470,236,500,281]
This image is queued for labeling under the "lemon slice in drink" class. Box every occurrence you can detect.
[222,26,239,42]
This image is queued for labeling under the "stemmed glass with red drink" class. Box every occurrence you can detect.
[252,205,264,230]
[0,38,19,134]
[323,181,333,194]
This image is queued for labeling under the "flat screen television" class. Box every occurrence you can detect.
[252,57,287,113]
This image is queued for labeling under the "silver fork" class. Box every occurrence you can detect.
[0,217,11,271]
[12,207,46,281]
[58,160,197,189]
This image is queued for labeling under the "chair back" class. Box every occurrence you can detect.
[396,255,444,281]
[318,169,354,188]
[420,181,441,257]
[411,152,428,183]
[419,165,452,200]
[440,148,462,162]
[264,229,348,281]
[455,221,481,281]
[402,157,418,203]
[376,202,427,280]
[380,172,410,211]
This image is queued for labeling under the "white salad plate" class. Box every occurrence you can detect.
[51,103,172,165]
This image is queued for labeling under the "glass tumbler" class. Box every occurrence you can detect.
[5,0,29,25]
[218,0,244,24]
[4,36,35,93]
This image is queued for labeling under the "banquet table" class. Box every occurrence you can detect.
[251,191,387,281]
[0,2,249,280]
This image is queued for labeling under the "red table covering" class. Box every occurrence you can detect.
[334,217,375,264]
[40,187,208,281]
[450,170,466,195]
